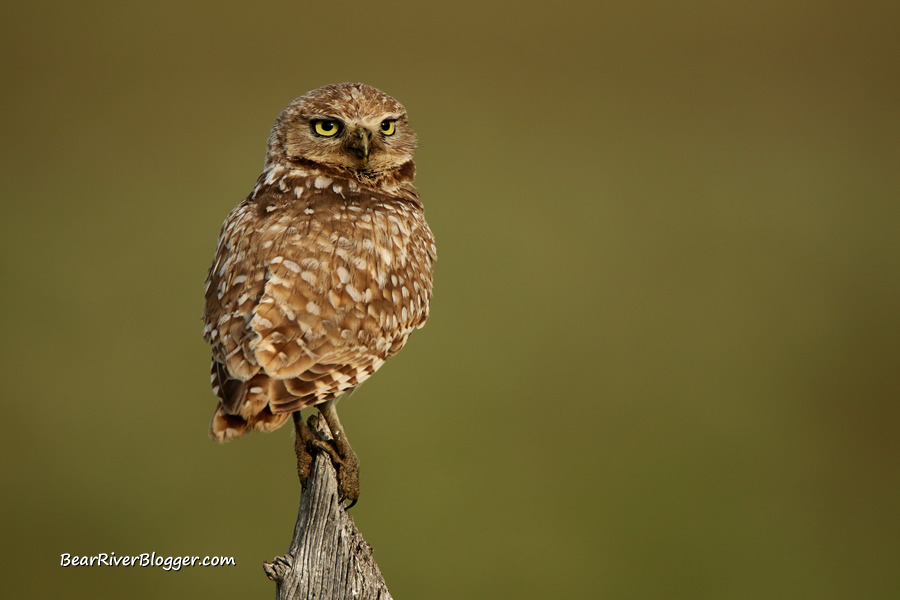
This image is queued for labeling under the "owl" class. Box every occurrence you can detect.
[202,83,435,502]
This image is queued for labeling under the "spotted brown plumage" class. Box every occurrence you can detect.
[202,83,435,501]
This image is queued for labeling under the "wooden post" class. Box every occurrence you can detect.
[263,417,392,600]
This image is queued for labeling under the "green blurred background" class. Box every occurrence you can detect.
[2,1,898,598]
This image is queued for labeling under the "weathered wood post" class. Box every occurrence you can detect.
[263,416,392,599]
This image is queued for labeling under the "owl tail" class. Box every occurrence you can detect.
[210,404,248,442]
[209,402,293,442]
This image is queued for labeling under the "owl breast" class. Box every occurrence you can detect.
[203,166,435,407]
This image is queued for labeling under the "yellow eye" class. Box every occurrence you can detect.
[380,120,396,135]
[313,120,340,137]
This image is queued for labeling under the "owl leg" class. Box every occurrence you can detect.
[310,399,361,507]
[292,411,316,484]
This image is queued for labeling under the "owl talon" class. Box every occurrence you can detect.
[310,438,360,506]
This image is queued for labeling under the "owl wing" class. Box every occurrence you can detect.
[202,181,308,438]
[203,197,265,381]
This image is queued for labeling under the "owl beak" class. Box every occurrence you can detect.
[348,128,371,166]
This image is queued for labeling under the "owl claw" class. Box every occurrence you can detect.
[294,411,360,507]
[310,438,360,507]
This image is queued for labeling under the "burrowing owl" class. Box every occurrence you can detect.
[202,83,435,502]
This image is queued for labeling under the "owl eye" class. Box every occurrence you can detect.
[312,120,341,137]
[380,120,396,136]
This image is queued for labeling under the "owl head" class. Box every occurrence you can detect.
[265,83,417,178]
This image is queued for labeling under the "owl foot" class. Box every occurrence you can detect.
[310,435,360,508]
[294,406,361,508]
[293,412,316,484]
[313,399,361,508]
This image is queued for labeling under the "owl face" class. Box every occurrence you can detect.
[266,83,417,176]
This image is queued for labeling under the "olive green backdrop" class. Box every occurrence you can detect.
[2,1,898,598]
